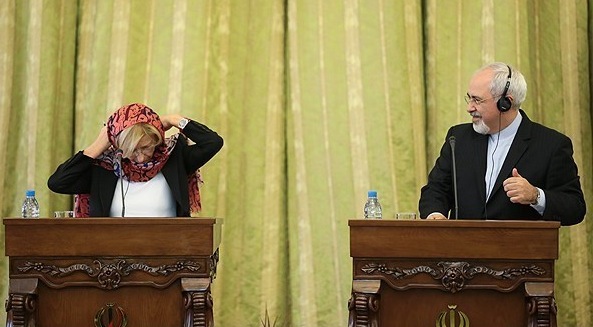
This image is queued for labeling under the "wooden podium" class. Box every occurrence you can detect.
[3,217,222,327]
[348,219,560,327]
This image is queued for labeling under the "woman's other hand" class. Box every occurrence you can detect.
[160,114,185,131]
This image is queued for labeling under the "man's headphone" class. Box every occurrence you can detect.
[496,65,512,112]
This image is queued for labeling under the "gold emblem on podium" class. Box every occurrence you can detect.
[94,303,128,327]
[436,304,470,327]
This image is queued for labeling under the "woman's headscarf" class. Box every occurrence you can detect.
[74,103,202,217]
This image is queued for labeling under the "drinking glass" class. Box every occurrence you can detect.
[53,210,75,218]
[396,212,417,220]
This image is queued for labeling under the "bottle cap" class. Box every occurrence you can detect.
[368,190,377,198]
[26,190,35,197]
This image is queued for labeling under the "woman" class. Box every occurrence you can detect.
[48,103,224,217]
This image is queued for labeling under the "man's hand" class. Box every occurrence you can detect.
[503,168,539,205]
[426,212,448,220]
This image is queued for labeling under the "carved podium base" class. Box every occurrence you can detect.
[5,276,216,327]
[5,279,38,327]
[348,279,558,327]
[183,278,214,327]
[526,282,557,327]
[348,280,380,327]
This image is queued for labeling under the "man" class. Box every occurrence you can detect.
[419,62,585,226]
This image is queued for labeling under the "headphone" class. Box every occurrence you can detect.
[496,65,512,112]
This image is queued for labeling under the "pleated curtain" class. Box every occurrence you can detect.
[0,1,591,326]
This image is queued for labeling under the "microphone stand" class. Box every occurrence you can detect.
[449,136,459,220]
[114,150,125,217]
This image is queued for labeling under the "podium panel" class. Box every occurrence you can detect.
[3,217,222,327]
[348,219,559,327]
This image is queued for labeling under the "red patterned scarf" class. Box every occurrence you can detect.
[75,103,202,217]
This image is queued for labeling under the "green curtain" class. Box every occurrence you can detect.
[1,0,591,326]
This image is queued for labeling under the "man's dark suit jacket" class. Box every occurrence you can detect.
[48,121,223,217]
[419,110,585,226]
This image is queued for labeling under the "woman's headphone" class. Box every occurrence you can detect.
[496,65,512,112]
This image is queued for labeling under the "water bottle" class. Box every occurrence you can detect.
[21,189,40,218]
[363,190,382,219]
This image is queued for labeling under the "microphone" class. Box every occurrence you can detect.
[449,136,459,220]
[113,150,126,217]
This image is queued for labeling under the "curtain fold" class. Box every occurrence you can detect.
[286,1,427,325]
[1,0,591,326]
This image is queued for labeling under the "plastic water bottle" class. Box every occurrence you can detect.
[21,189,40,218]
[363,190,382,219]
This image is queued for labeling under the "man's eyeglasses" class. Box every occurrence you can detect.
[464,94,498,105]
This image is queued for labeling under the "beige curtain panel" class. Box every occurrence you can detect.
[1,0,591,326]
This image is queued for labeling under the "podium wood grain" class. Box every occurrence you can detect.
[348,219,559,327]
[3,217,222,327]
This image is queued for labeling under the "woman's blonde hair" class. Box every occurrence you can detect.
[116,123,163,158]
